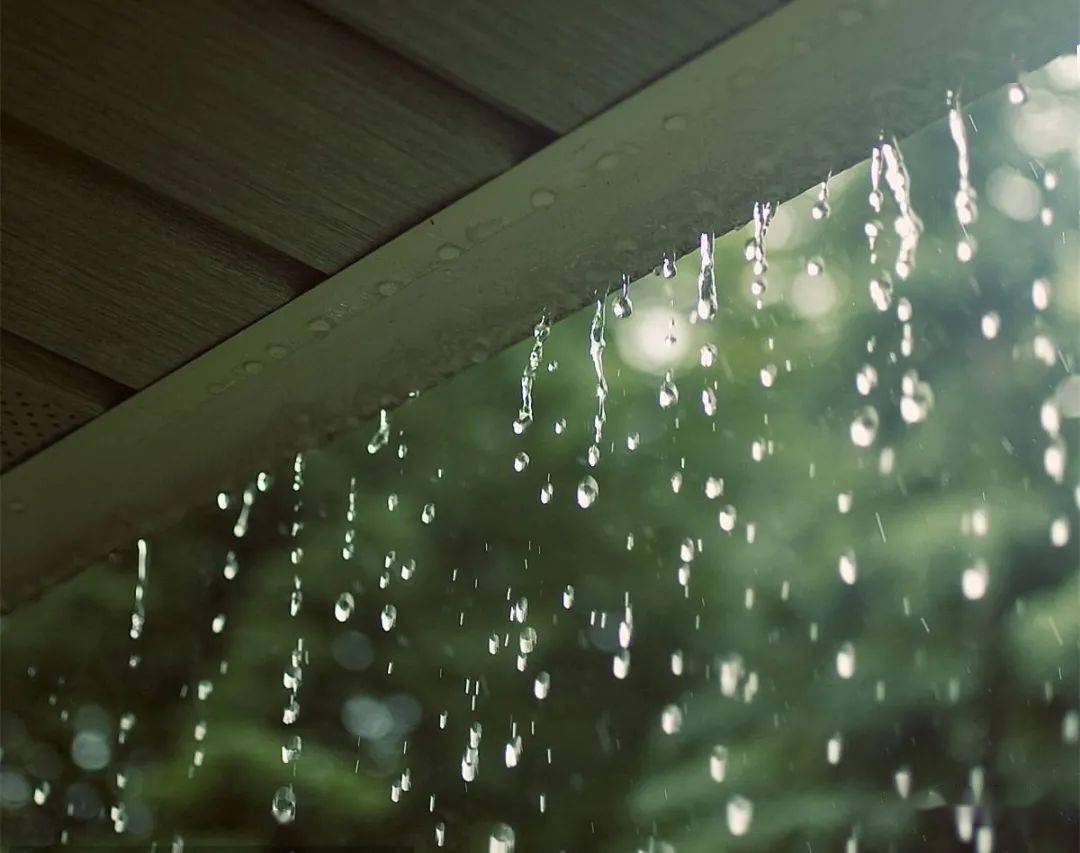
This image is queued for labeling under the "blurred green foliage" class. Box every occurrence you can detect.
[1,66,1078,851]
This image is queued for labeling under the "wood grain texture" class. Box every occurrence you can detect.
[308,0,786,133]
[1,332,131,472]
[1,124,321,388]
[1,0,543,274]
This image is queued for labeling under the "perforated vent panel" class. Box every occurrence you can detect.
[1,372,98,471]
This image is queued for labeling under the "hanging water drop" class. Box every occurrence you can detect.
[367,409,391,454]
[613,274,633,318]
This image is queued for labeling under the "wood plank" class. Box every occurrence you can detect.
[309,0,786,133]
[0,0,544,274]
[1,0,1072,610]
[0,124,322,388]
[1,332,131,472]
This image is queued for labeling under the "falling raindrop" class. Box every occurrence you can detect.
[380,605,398,632]
[979,312,1001,339]
[718,505,737,532]
[962,561,989,600]
[709,745,728,782]
[489,823,515,852]
[576,476,598,509]
[660,704,683,734]
[869,276,893,312]
[850,406,879,447]
[1050,517,1070,547]
[334,592,355,622]
[701,387,718,417]
[726,795,753,836]
[836,642,856,679]
[827,733,843,765]
[659,372,679,409]
[1032,279,1051,311]
[271,785,296,825]
[838,550,858,585]
[513,452,530,473]
[894,767,913,799]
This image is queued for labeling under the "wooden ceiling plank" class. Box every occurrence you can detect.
[1,124,321,389]
[1,331,133,411]
[309,0,786,134]
[1,0,544,275]
[1,332,132,472]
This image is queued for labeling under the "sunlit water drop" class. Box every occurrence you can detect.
[576,476,599,509]
[826,732,844,765]
[726,795,753,836]
[836,642,856,679]
[894,766,913,799]
[709,745,728,782]
[718,505,737,532]
[659,372,679,409]
[962,561,989,600]
[334,592,355,622]
[839,550,858,585]
[850,406,880,447]
[660,704,683,735]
